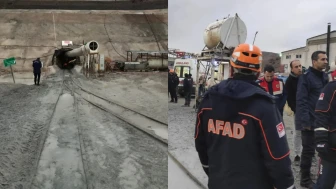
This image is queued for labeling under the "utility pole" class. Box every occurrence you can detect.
[253,31,258,45]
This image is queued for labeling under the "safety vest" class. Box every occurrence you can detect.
[258,77,284,96]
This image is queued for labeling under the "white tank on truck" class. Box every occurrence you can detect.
[203,13,247,49]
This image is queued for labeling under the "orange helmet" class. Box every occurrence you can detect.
[230,43,262,73]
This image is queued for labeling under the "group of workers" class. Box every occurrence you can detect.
[168,70,194,106]
[195,43,336,189]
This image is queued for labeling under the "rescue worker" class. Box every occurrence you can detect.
[32,57,42,85]
[296,50,329,188]
[257,64,287,117]
[195,43,295,189]
[285,60,303,164]
[168,69,179,103]
[183,73,192,106]
[314,64,336,189]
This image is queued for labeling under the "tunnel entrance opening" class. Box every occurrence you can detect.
[52,48,79,70]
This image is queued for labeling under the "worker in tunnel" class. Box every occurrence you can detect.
[32,57,42,86]
[194,43,295,189]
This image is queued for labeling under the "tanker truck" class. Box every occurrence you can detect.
[200,13,247,81]
[52,41,99,69]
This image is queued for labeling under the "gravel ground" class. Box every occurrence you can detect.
[77,98,167,189]
[0,68,167,189]
[73,70,168,124]
[0,75,63,189]
[168,97,324,189]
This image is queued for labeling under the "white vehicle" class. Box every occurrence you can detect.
[173,58,205,96]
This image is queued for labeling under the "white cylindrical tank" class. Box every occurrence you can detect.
[203,14,247,49]
[65,41,99,57]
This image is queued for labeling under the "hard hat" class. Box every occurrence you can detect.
[169,69,174,73]
[230,43,262,73]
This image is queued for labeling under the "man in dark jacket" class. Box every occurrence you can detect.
[32,58,42,85]
[296,51,329,188]
[168,69,179,103]
[183,73,192,106]
[314,78,336,189]
[285,60,303,164]
[195,44,295,189]
[257,64,287,116]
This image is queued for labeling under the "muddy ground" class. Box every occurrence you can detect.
[0,68,167,189]
[168,98,330,189]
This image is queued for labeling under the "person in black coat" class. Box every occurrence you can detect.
[32,58,42,85]
[314,78,336,189]
[195,44,295,189]
[168,69,179,103]
[296,51,329,188]
[183,73,192,106]
[284,60,303,164]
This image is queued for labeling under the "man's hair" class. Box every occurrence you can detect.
[311,51,326,62]
[264,64,275,73]
[290,60,300,68]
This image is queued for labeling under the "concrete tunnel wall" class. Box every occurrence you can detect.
[0,10,168,72]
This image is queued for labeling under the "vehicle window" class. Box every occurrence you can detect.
[182,67,190,77]
[174,66,182,77]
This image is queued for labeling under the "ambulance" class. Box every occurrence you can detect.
[173,58,205,96]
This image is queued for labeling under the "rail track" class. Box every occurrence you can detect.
[31,69,204,188]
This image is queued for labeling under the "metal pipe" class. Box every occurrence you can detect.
[326,23,331,71]
[65,41,99,57]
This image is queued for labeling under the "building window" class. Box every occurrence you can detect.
[296,54,302,58]
[286,55,291,59]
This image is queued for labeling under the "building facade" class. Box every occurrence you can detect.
[281,31,336,73]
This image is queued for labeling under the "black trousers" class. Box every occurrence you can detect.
[300,130,315,173]
[34,73,41,85]
[314,158,336,189]
[169,86,177,102]
[184,91,191,105]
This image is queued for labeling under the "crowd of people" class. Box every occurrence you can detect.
[168,70,194,107]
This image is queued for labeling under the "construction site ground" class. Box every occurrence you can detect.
[168,98,336,189]
[0,66,168,189]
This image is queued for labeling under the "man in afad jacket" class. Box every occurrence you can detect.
[257,64,287,116]
[314,67,336,189]
[195,43,295,189]
[296,50,328,188]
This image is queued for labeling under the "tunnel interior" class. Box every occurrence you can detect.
[52,48,79,69]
